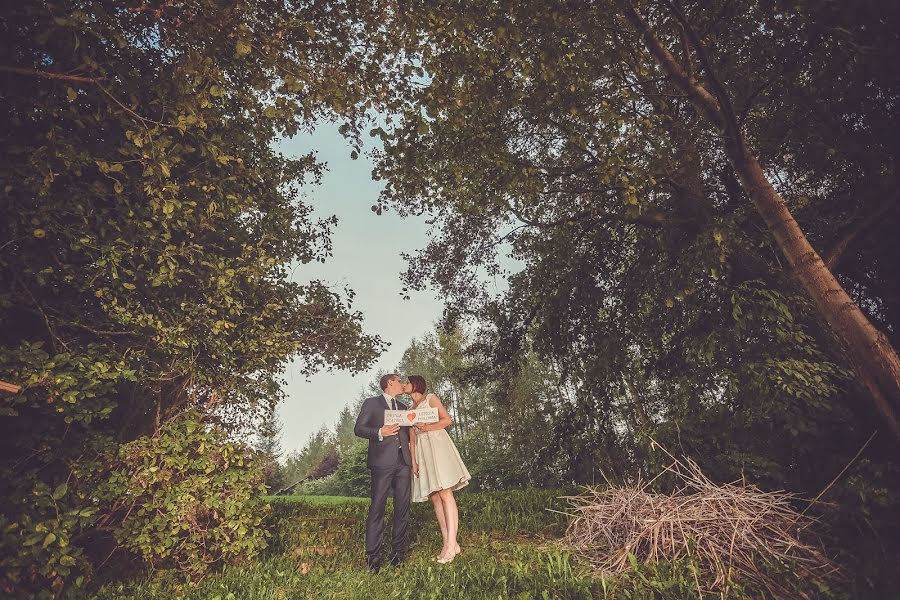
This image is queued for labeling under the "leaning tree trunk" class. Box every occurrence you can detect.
[728,145,900,440]
[622,1,900,442]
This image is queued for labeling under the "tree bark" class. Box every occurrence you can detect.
[455,383,469,442]
[621,1,900,442]
[728,146,900,441]
[624,375,652,433]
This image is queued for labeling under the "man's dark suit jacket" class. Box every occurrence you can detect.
[354,394,413,468]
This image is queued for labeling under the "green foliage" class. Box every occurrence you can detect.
[98,411,269,579]
[0,341,131,596]
[264,495,369,506]
[1,1,389,595]
[352,1,900,592]
[265,488,569,557]
[0,433,105,597]
[91,491,581,599]
[280,428,336,483]
[326,440,373,497]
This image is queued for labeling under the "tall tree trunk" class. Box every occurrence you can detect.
[448,384,464,443]
[454,381,468,443]
[624,375,652,434]
[622,1,900,442]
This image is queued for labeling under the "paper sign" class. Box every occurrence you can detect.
[384,407,439,426]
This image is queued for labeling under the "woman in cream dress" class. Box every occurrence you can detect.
[405,375,470,564]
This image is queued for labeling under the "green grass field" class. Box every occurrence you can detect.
[87,490,781,599]
[261,494,370,506]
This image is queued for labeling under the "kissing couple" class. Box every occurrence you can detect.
[353,373,471,572]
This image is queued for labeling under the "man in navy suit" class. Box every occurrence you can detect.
[354,373,412,571]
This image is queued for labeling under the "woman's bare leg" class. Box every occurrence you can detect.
[430,491,448,557]
[438,488,459,560]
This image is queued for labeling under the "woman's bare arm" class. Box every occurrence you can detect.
[419,395,452,432]
[409,427,419,476]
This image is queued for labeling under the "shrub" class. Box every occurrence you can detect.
[0,342,132,598]
[99,411,269,579]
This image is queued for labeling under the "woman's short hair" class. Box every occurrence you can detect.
[407,375,427,395]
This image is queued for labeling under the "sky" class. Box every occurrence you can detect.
[275,126,444,457]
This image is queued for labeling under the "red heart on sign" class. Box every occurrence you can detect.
[406,412,416,422]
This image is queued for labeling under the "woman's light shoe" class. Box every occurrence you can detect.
[436,543,461,564]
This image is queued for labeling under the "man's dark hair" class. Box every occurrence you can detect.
[407,375,427,395]
[379,373,400,391]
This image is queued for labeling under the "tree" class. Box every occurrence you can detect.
[255,407,284,461]
[334,396,365,453]
[368,0,900,440]
[617,0,900,440]
[361,2,900,591]
[0,0,389,593]
[318,440,371,497]
[399,325,472,438]
[280,427,338,489]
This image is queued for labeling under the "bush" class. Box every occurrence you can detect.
[99,411,269,579]
[0,343,132,598]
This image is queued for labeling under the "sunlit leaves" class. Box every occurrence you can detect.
[100,411,269,578]
[1,0,394,594]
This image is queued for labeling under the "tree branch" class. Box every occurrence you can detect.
[0,65,102,84]
[505,198,684,230]
[663,0,741,143]
[1,64,173,128]
[823,190,900,271]
[618,1,725,130]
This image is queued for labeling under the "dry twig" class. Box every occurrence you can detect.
[560,445,839,598]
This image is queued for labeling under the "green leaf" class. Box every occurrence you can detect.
[122,282,136,290]
[67,87,77,102]
[235,40,252,57]
[51,482,68,500]
[43,532,57,548]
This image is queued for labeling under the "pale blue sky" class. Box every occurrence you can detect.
[275,126,444,457]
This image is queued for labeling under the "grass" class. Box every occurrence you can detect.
[87,489,800,599]
[262,494,370,506]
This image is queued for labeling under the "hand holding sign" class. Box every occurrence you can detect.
[384,407,439,426]
[379,423,400,437]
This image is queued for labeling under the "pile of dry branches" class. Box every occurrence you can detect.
[561,448,839,597]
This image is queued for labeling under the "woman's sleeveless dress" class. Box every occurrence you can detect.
[412,394,471,502]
